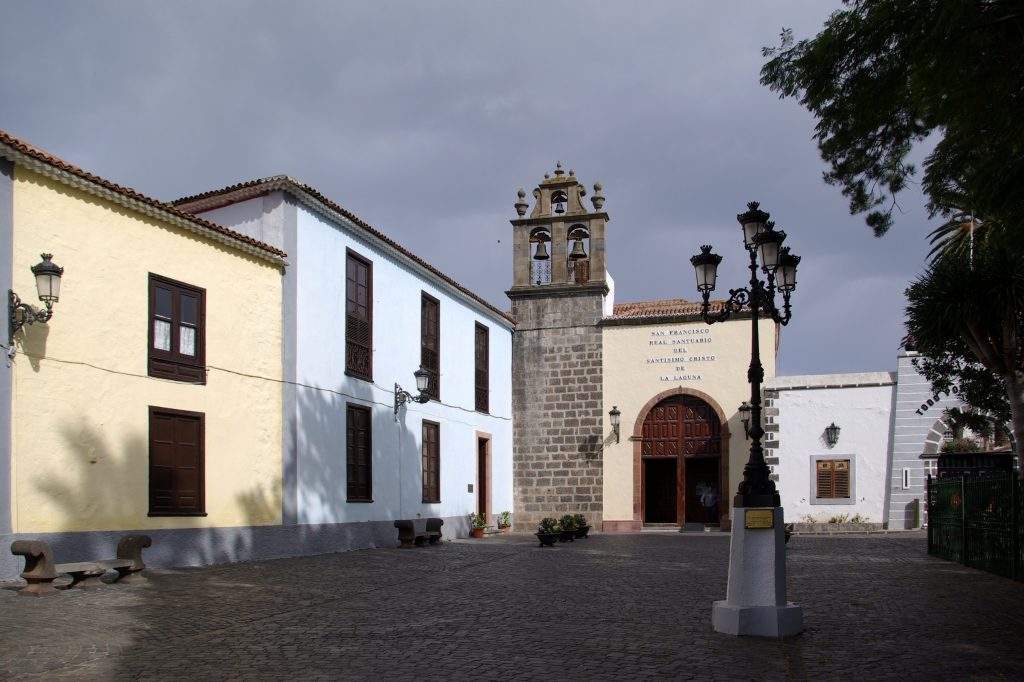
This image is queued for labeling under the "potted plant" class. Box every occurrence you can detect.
[469,512,488,538]
[558,514,577,542]
[497,510,512,534]
[572,513,591,539]
[536,517,560,547]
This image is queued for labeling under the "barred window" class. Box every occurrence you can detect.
[816,459,851,499]
[422,420,440,503]
[474,323,489,413]
[345,250,372,381]
[421,293,440,400]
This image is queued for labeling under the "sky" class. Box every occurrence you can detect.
[0,1,940,376]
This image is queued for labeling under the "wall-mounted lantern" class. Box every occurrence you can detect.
[824,422,841,448]
[609,405,621,443]
[394,367,431,421]
[9,253,63,346]
[738,401,752,440]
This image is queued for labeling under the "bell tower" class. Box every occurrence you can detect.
[507,163,611,531]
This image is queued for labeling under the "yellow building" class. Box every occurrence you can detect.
[1,130,285,577]
[601,300,778,531]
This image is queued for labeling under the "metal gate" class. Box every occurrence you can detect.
[927,474,1023,581]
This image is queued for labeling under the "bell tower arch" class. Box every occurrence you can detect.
[507,163,611,531]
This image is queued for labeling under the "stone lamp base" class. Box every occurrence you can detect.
[711,506,803,638]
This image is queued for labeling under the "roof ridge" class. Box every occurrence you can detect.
[0,128,287,262]
[173,175,515,326]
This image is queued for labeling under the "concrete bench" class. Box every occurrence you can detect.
[10,535,151,596]
[394,520,428,548]
[425,517,443,545]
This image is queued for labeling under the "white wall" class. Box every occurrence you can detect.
[767,375,895,524]
[292,206,513,526]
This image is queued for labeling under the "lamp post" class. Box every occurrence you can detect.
[738,401,752,440]
[692,201,803,638]
[9,253,64,346]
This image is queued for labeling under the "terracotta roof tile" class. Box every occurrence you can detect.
[0,128,287,262]
[609,298,726,320]
[173,176,515,326]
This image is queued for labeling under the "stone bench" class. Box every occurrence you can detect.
[394,518,443,548]
[10,535,151,596]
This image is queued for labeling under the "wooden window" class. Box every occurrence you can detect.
[474,323,489,413]
[422,420,440,503]
[148,274,205,383]
[420,293,440,400]
[345,250,373,381]
[346,403,373,502]
[816,459,851,499]
[149,407,205,516]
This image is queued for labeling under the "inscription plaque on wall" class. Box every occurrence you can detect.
[646,328,716,382]
[744,508,775,529]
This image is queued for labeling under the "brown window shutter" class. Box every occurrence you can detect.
[148,274,206,384]
[422,421,440,503]
[474,323,489,413]
[816,460,833,499]
[421,293,440,400]
[345,251,373,380]
[834,460,851,498]
[346,404,373,501]
[149,407,205,515]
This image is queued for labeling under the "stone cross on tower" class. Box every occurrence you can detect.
[507,163,612,531]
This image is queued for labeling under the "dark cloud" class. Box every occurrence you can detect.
[1,1,935,374]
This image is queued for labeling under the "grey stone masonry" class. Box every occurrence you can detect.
[510,287,605,532]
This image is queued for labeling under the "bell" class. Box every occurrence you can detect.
[553,195,566,214]
[533,240,550,260]
[568,237,587,260]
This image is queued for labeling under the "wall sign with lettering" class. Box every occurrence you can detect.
[646,328,717,382]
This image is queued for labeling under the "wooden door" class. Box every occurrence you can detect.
[149,407,204,515]
[477,438,488,517]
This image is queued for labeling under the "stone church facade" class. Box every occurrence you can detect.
[507,164,776,533]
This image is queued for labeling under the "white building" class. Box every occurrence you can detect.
[764,373,896,528]
[175,177,514,547]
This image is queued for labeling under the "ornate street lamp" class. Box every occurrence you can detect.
[690,202,799,508]
[394,367,431,421]
[609,405,621,443]
[824,422,841,448]
[692,201,803,638]
[9,253,64,346]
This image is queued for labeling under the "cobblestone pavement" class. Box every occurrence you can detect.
[2,532,1023,680]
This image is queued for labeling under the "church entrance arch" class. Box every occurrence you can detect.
[633,389,729,527]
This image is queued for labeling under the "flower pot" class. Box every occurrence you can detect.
[558,529,576,543]
[470,527,485,539]
[498,525,511,534]
[536,532,558,547]
[574,525,591,539]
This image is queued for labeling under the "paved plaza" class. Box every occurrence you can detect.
[2,532,1023,680]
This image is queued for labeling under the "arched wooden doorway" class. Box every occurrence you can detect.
[638,393,726,527]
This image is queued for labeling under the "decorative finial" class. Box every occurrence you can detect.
[514,187,529,217]
[591,181,605,210]
[748,201,760,211]
[569,168,575,177]
[544,172,550,179]
[554,161,565,176]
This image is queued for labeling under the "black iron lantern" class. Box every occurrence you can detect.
[738,401,752,440]
[753,222,786,273]
[31,253,63,304]
[737,201,770,249]
[777,247,801,292]
[10,252,64,345]
[690,245,722,293]
[414,367,430,394]
[609,405,621,443]
[824,422,840,447]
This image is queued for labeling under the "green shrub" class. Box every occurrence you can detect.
[537,517,561,534]
[469,512,488,529]
[497,511,512,528]
[559,514,578,531]
[572,513,587,529]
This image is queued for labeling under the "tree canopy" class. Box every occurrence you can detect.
[761,1,1024,237]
